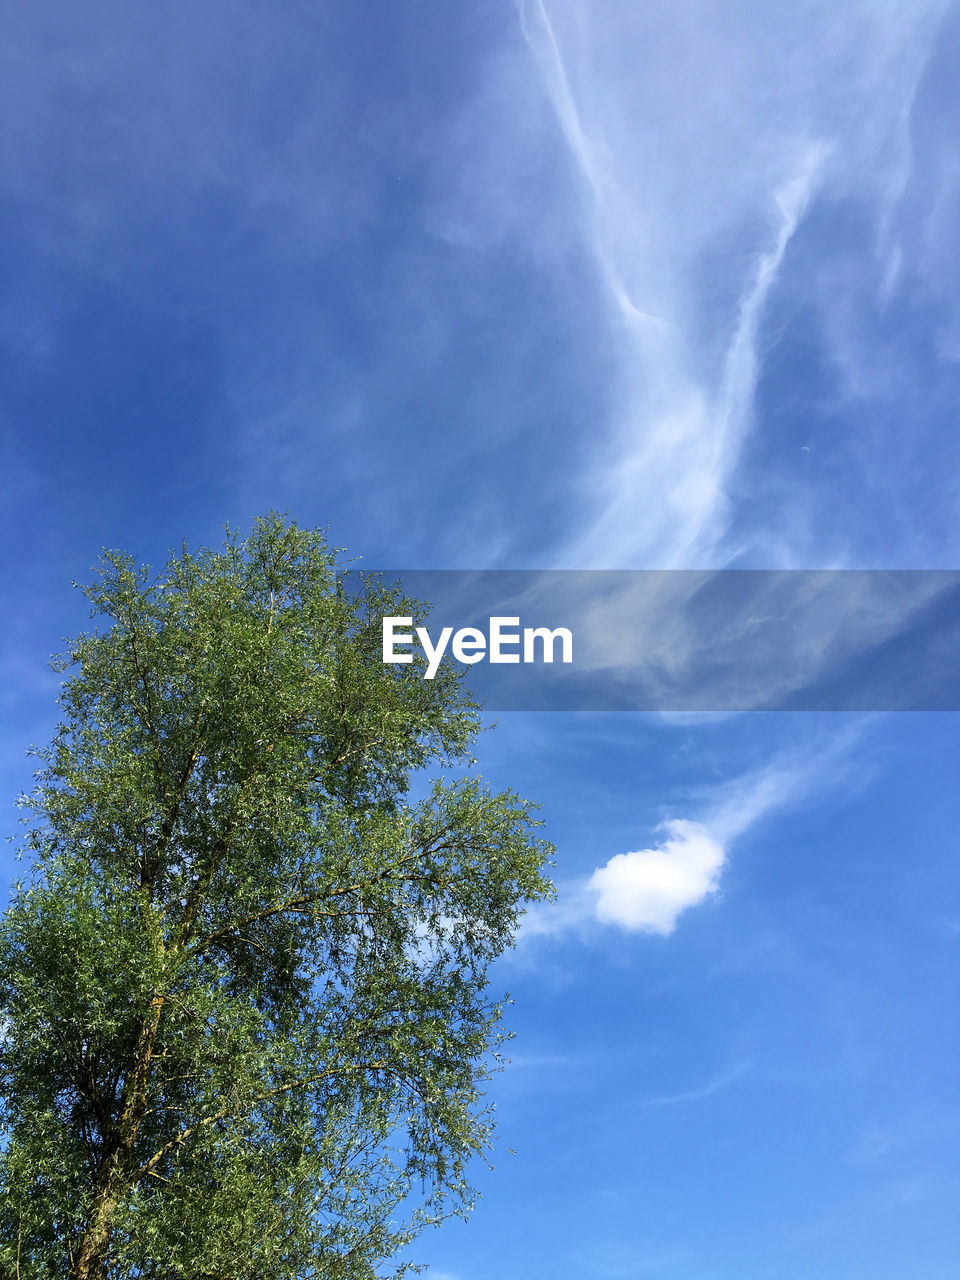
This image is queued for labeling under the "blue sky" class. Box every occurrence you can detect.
[1,2,959,1277]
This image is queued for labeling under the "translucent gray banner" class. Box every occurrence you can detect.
[349,570,960,711]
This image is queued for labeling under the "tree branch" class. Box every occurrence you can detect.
[134,1060,393,1182]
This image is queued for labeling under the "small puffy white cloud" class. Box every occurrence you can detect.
[588,818,725,934]
[514,734,864,947]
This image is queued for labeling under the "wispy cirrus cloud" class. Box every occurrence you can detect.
[641,1058,752,1108]
[512,0,948,570]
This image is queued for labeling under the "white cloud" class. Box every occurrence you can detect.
[511,0,946,569]
[642,1059,751,1107]
[589,818,724,935]
[521,730,863,941]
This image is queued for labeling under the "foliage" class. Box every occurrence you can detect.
[0,515,553,1279]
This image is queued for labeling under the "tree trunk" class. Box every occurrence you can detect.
[71,1170,122,1280]
[71,994,166,1280]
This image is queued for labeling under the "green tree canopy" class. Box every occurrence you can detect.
[0,515,554,1279]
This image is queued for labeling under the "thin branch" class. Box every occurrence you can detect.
[134,1060,393,1181]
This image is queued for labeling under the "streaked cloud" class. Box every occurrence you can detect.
[514,0,947,569]
[641,1059,751,1108]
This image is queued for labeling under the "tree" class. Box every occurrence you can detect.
[0,515,553,1279]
